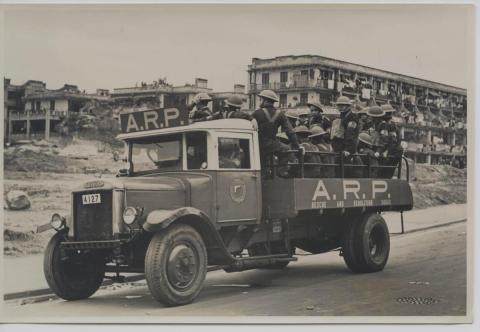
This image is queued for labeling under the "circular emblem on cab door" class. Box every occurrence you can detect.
[230,179,246,204]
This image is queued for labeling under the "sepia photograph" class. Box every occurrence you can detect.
[0,2,475,325]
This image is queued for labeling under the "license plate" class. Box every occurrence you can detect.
[82,193,101,205]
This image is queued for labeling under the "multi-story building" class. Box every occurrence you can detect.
[111,78,248,113]
[247,55,467,165]
[4,78,110,142]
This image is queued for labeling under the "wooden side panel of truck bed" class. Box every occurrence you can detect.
[262,178,413,219]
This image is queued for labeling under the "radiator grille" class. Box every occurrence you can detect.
[73,190,113,241]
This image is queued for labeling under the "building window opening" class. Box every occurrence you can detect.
[300,93,308,106]
[50,100,55,111]
[279,94,287,108]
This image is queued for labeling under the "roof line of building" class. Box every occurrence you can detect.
[249,54,466,95]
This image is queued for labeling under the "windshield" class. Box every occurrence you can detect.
[130,134,182,173]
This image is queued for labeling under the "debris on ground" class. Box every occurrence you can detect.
[5,190,31,210]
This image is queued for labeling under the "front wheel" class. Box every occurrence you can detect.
[342,213,390,273]
[43,233,105,300]
[145,224,207,306]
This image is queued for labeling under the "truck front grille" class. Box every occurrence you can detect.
[73,190,113,241]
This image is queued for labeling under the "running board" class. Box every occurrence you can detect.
[223,254,298,272]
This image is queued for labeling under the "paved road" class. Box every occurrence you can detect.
[2,222,467,322]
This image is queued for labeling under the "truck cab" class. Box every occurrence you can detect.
[41,108,413,307]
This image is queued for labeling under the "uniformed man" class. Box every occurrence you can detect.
[285,109,300,128]
[189,93,212,122]
[297,109,311,127]
[366,106,386,151]
[309,125,335,178]
[252,90,300,177]
[380,103,403,178]
[357,132,380,178]
[330,96,362,177]
[212,95,252,120]
[307,101,331,131]
[294,126,321,178]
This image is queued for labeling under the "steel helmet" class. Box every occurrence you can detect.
[381,103,395,114]
[276,132,289,144]
[194,92,212,103]
[307,101,324,112]
[293,125,312,136]
[285,109,300,120]
[297,109,311,118]
[358,132,374,146]
[309,125,328,138]
[225,95,243,108]
[258,89,279,102]
[335,96,352,106]
[366,106,386,118]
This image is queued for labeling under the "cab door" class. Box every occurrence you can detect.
[215,132,261,224]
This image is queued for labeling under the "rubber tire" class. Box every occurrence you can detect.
[342,213,390,273]
[43,233,105,300]
[145,224,207,306]
[247,243,292,269]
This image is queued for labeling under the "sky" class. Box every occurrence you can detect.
[3,4,473,92]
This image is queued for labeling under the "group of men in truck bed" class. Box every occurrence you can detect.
[187,89,403,179]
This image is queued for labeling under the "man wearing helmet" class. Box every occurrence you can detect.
[211,95,252,120]
[309,125,335,178]
[252,89,299,176]
[357,132,380,178]
[293,126,321,178]
[307,101,331,131]
[379,103,403,178]
[330,95,362,177]
[189,92,213,122]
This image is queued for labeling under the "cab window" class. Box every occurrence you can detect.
[131,134,182,173]
[186,132,208,169]
[218,138,251,169]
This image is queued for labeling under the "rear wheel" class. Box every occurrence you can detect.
[342,213,390,273]
[145,224,207,306]
[43,233,105,300]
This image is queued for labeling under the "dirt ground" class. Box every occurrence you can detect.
[3,161,467,258]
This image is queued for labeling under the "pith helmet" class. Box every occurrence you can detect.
[367,106,386,118]
[335,96,352,106]
[307,101,324,112]
[381,103,395,114]
[194,92,212,103]
[358,132,374,146]
[293,125,312,135]
[225,95,243,108]
[309,125,328,138]
[258,89,279,102]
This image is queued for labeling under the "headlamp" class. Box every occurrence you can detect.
[123,207,138,225]
[51,213,65,230]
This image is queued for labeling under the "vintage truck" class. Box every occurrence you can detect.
[40,107,413,306]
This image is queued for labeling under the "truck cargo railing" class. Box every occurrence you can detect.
[268,150,410,181]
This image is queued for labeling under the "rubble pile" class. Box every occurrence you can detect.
[410,164,467,209]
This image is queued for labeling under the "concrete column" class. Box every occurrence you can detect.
[8,116,13,142]
[26,110,31,138]
[426,153,431,165]
[45,108,50,141]
[427,130,432,144]
[451,132,456,146]
[400,126,405,140]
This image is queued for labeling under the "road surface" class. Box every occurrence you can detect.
[1,222,467,322]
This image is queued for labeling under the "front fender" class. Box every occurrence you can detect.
[143,207,234,265]
[143,207,211,232]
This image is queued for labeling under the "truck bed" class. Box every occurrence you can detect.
[262,178,413,219]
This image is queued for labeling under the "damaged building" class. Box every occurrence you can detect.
[248,55,467,166]
[110,78,247,114]
[4,78,110,142]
